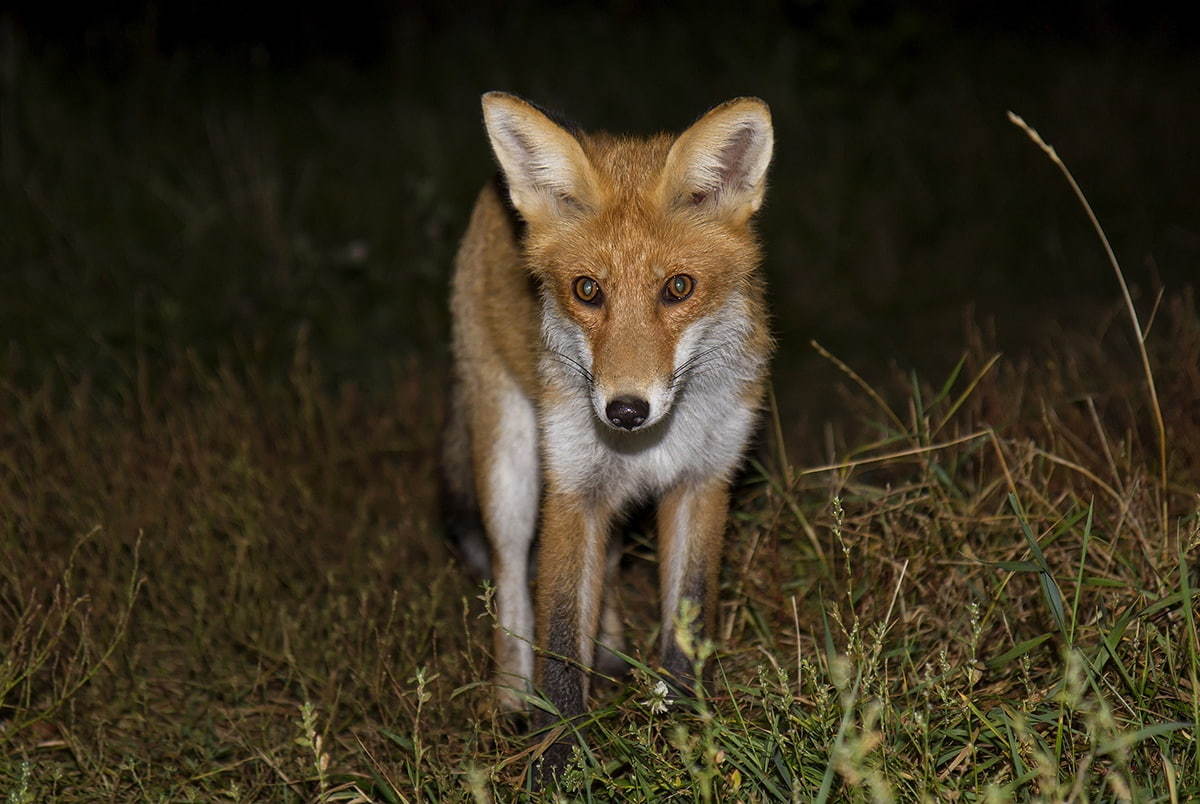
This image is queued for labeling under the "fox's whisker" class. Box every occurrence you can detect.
[672,344,727,376]
[546,350,595,386]
[669,354,740,392]
[552,351,593,382]
[671,344,731,381]
[670,345,736,387]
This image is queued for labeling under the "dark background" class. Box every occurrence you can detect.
[10,2,1198,69]
[3,1,1198,430]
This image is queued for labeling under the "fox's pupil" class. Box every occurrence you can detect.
[664,275,694,301]
[574,277,599,303]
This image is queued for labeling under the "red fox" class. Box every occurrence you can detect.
[442,91,773,768]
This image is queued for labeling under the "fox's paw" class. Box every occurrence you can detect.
[493,675,530,715]
[594,641,631,680]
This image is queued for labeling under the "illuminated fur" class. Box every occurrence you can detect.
[443,92,774,769]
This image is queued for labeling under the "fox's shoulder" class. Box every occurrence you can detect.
[456,174,523,267]
[450,175,542,396]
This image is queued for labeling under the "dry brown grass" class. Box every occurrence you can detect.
[1,289,1197,799]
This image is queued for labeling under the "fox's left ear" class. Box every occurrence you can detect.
[659,98,774,223]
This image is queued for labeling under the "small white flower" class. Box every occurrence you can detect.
[642,679,671,714]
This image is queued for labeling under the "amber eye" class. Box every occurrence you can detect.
[573,276,602,305]
[662,274,695,303]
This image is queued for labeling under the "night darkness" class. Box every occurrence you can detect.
[4,1,1198,402]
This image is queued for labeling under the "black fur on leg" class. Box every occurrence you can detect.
[529,605,587,790]
[660,575,715,699]
[438,381,491,579]
[532,739,573,791]
[439,481,490,579]
[593,641,632,680]
[535,610,586,726]
[529,664,582,792]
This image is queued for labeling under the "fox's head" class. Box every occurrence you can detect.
[482,92,773,432]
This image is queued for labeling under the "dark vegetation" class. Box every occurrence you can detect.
[1,3,1198,800]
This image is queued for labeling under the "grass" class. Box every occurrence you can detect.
[3,9,1200,802]
[2,291,1198,801]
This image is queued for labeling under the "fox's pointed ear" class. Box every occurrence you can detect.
[660,98,774,223]
[481,92,600,222]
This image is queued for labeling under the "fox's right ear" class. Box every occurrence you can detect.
[659,97,774,225]
[481,92,601,223]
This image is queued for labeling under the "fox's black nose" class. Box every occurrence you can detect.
[606,397,650,429]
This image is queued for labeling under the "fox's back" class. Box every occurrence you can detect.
[449,178,542,402]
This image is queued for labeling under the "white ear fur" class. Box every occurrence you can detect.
[661,98,774,221]
[481,92,599,221]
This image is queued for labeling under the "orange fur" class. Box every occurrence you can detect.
[443,92,775,781]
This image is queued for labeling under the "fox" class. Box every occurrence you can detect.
[442,91,774,773]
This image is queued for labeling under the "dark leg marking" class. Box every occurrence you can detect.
[662,572,710,693]
[531,603,584,789]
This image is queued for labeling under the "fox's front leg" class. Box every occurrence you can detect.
[470,381,540,713]
[657,477,731,685]
[532,488,611,779]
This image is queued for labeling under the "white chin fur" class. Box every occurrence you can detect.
[540,292,764,502]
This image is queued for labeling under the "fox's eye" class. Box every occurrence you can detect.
[662,274,695,303]
[573,276,602,305]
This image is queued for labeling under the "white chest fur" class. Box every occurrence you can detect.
[539,300,764,505]
[541,378,758,504]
